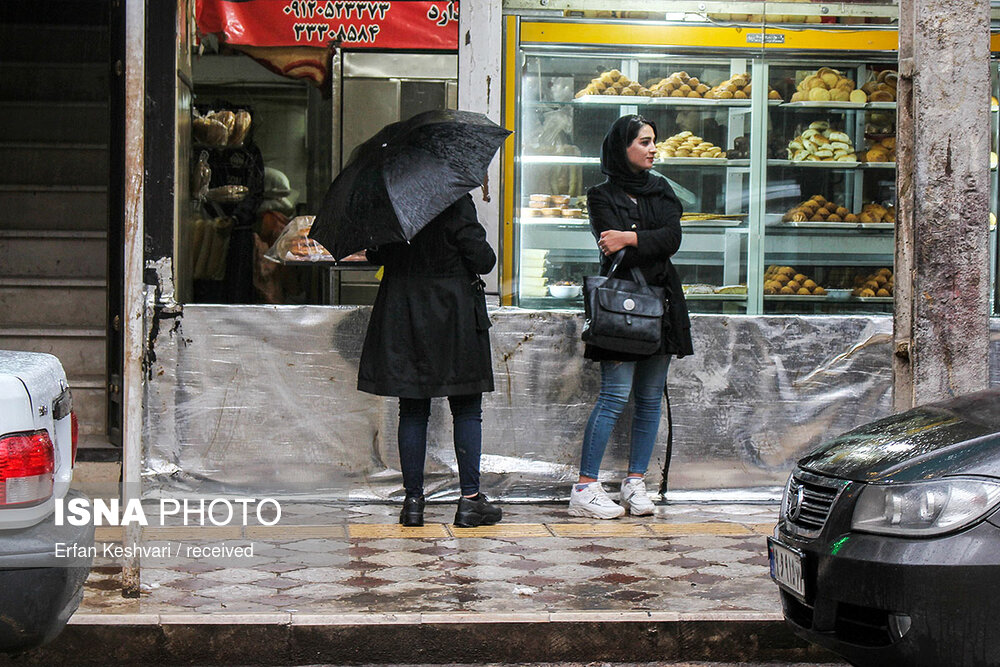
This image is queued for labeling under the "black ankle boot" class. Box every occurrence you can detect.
[399,494,425,527]
[454,493,502,528]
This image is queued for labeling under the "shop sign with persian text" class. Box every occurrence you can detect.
[196,0,459,50]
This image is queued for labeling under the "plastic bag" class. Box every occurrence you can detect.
[264,215,333,263]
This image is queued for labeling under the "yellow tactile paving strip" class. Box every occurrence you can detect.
[94,521,774,542]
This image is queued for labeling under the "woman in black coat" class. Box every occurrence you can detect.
[568,114,694,520]
[359,193,502,528]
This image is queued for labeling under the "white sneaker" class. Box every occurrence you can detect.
[568,482,625,519]
[620,477,655,516]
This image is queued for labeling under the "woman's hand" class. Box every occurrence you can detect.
[597,230,637,256]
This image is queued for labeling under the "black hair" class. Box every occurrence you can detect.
[625,115,657,145]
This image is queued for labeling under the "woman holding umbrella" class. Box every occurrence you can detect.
[311,110,509,528]
[358,193,501,528]
[569,114,693,519]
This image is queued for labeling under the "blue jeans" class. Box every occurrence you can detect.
[398,393,483,497]
[579,355,672,479]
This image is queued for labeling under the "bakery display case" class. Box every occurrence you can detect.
[513,51,756,312]
[505,18,1000,315]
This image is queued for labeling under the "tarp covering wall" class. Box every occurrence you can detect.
[142,306,1000,501]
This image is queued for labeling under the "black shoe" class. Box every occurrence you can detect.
[454,493,502,528]
[399,494,425,527]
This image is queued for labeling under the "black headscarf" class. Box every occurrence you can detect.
[600,114,680,217]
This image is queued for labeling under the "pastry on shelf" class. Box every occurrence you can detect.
[763,265,826,295]
[704,72,783,101]
[786,120,857,162]
[789,67,859,103]
[647,71,711,99]
[576,69,652,98]
[852,267,894,297]
[782,195,855,223]
[656,131,725,159]
[863,137,896,163]
[860,69,898,102]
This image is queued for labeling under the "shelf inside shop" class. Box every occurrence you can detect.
[570,96,783,107]
[520,155,600,165]
[767,159,860,169]
[519,217,746,228]
[683,293,748,301]
[860,161,897,169]
[656,157,750,167]
[770,220,894,230]
[780,101,897,110]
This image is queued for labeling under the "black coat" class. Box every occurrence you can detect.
[584,178,694,361]
[358,194,496,399]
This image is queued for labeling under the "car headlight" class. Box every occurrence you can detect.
[852,477,1000,537]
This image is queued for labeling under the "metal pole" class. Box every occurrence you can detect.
[895,0,992,408]
[121,0,145,597]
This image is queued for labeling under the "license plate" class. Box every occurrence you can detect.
[768,537,806,599]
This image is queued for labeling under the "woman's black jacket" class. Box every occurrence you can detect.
[358,194,495,398]
[584,179,694,361]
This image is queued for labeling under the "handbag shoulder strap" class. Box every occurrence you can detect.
[608,249,648,287]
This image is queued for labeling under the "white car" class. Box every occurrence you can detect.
[0,350,93,652]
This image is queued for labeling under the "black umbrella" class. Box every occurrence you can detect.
[310,109,511,260]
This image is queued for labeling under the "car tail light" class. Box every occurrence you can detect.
[0,431,55,506]
[71,412,79,467]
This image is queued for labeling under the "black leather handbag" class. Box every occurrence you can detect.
[581,249,665,354]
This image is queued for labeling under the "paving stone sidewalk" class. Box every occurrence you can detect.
[75,501,781,618]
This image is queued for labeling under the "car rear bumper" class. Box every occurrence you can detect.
[0,489,94,652]
[774,520,1000,667]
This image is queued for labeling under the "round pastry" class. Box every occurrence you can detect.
[859,212,876,223]
[835,206,849,217]
[696,84,710,94]
[830,89,851,102]
[813,286,827,295]
[791,211,808,222]
[795,287,810,295]
[678,84,692,94]
[876,288,891,297]
[811,195,827,205]
[768,90,782,100]
[803,279,817,290]
[809,213,825,221]
[786,280,801,291]
[809,88,831,101]
[849,90,868,104]
[608,69,622,79]
[870,89,894,102]
[864,280,880,291]
[734,90,748,99]
[814,149,834,159]
[826,214,842,222]
[599,72,615,84]
[718,90,734,99]
[780,286,795,295]
[687,91,701,98]
[877,267,893,277]
[793,273,808,283]
[820,72,841,87]
[604,88,619,96]
[809,121,831,131]
[859,288,876,297]
[688,77,701,87]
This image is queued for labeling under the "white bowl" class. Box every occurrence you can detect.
[549,284,582,299]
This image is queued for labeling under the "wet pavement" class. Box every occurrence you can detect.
[4,468,842,664]
[76,500,781,617]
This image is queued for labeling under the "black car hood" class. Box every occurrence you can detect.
[798,389,1000,483]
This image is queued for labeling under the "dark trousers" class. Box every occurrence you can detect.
[398,393,483,497]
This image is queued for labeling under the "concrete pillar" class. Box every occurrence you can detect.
[894,0,991,408]
[458,0,503,294]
